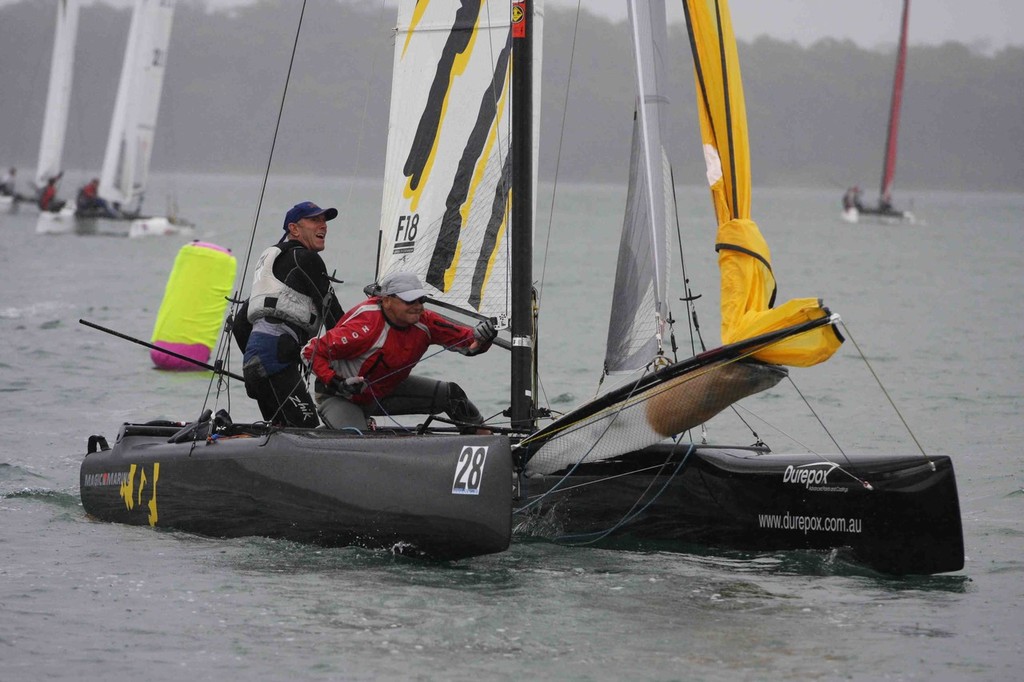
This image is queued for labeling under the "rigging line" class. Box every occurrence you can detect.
[519,458,684,501]
[555,442,696,544]
[784,374,846,457]
[535,0,583,309]
[723,401,763,445]
[732,401,816,453]
[228,0,310,340]
[729,398,873,490]
[840,320,933,466]
[514,368,653,513]
[669,166,705,357]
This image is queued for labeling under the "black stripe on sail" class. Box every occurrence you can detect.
[426,28,512,293]
[469,152,512,309]
[403,0,482,192]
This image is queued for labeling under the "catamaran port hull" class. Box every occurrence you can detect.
[80,422,514,560]
[517,445,964,575]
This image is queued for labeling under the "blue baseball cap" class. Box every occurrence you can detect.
[282,201,338,233]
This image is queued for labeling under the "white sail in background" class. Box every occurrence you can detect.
[98,0,175,211]
[34,0,80,190]
[603,0,674,375]
[377,0,542,318]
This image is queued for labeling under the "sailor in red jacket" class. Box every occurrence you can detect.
[303,271,497,432]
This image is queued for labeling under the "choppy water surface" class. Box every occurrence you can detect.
[1,175,1021,680]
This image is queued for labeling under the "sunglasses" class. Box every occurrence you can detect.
[390,295,428,305]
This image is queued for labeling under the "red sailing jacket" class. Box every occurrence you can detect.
[303,297,476,405]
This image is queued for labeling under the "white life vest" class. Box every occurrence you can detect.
[247,245,320,334]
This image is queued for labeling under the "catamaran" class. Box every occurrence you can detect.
[79,0,961,574]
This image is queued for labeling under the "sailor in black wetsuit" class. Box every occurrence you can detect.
[234,201,344,427]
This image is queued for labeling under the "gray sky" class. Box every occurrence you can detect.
[27,0,1024,53]
[574,0,1023,53]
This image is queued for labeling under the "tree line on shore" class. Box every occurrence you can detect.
[1,0,1021,192]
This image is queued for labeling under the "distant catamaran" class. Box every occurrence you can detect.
[36,0,193,237]
[842,0,915,224]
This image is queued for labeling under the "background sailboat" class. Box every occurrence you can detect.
[10,0,80,215]
[842,0,915,224]
[36,0,193,237]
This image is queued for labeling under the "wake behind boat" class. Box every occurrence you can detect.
[79,0,962,573]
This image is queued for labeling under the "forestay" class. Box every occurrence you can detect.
[98,0,176,211]
[376,0,542,320]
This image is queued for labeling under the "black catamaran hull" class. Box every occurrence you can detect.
[517,445,964,575]
[81,423,513,560]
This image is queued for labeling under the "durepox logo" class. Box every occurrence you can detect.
[783,462,841,489]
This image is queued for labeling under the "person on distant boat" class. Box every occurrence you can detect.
[37,172,65,212]
[303,271,498,433]
[0,167,16,197]
[842,186,857,211]
[234,201,345,428]
[853,186,864,211]
[74,178,120,218]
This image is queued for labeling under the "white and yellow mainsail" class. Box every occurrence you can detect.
[685,0,842,366]
[376,0,542,320]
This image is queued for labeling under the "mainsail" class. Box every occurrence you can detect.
[879,0,910,208]
[98,0,176,211]
[377,1,526,319]
[34,0,80,191]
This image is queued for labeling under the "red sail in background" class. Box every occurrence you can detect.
[879,0,910,207]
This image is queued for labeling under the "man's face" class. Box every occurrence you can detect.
[381,295,425,328]
[289,214,328,252]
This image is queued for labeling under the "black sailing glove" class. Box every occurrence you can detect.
[327,376,367,398]
[473,319,497,344]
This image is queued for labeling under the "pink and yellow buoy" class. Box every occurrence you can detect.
[150,241,237,370]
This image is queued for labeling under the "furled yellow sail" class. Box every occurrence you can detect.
[684,0,842,367]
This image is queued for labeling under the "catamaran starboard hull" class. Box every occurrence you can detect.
[517,445,964,575]
[81,423,513,560]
